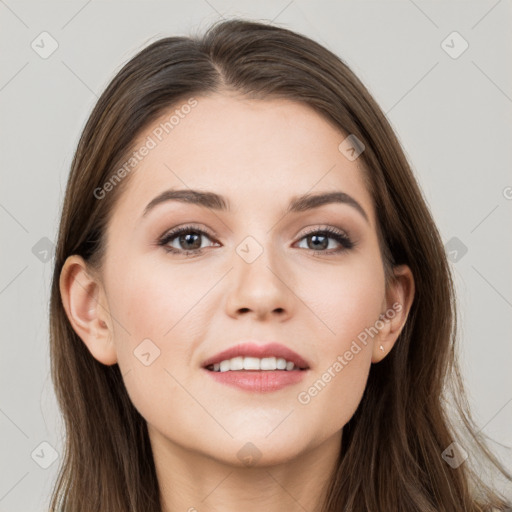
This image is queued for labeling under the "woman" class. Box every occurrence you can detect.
[49,18,512,511]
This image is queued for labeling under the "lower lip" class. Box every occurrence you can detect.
[203,368,308,392]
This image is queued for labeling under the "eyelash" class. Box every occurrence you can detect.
[157,224,355,258]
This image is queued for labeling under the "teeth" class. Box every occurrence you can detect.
[209,356,301,372]
[230,356,244,370]
[260,357,276,370]
[276,357,287,370]
[244,357,260,370]
[219,360,231,372]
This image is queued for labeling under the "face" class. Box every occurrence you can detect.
[64,93,410,467]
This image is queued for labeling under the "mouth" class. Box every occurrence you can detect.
[201,342,310,392]
[202,341,310,372]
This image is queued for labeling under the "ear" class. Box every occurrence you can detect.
[371,264,415,363]
[59,255,117,366]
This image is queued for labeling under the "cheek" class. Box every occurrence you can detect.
[293,255,384,433]
[104,258,218,423]
[109,257,209,346]
[306,253,386,348]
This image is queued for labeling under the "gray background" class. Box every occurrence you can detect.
[1,1,511,510]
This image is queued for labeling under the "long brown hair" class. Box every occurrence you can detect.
[49,18,512,511]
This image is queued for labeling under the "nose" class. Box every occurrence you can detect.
[224,244,295,322]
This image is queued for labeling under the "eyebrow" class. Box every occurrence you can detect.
[142,188,369,223]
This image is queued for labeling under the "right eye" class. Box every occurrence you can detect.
[158,225,220,257]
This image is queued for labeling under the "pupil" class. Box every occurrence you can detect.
[180,233,201,250]
[309,234,327,250]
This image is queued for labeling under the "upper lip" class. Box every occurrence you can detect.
[202,342,310,369]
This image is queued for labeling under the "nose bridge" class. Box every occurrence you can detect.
[226,228,294,319]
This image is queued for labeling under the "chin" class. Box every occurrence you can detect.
[222,432,311,468]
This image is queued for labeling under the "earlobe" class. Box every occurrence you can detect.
[59,255,117,366]
[372,264,415,363]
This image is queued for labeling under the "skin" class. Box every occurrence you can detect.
[60,93,414,511]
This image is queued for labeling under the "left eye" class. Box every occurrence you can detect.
[297,233,337,251]
[295,229,354,253]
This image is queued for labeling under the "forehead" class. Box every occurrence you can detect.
[110,93,374,225]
